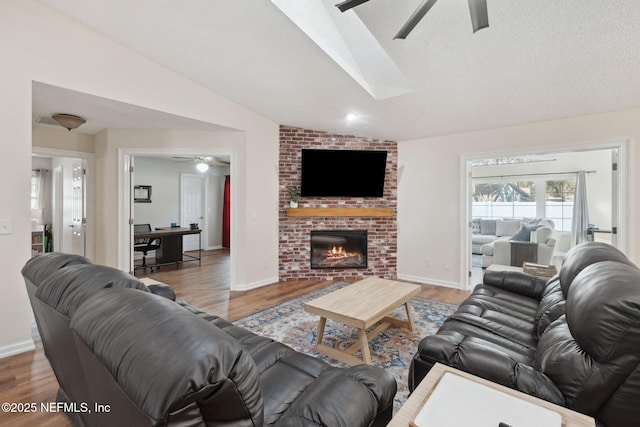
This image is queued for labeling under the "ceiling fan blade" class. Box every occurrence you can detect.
[394,0,439,40]
[335,0,370,13]
[468,0,489,33]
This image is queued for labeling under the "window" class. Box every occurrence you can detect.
[545,179,576,232]
[472,177,576,232]
[472,181,536,219]
[31,171,40,210]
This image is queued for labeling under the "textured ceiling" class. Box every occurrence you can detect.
[34,0,640,141]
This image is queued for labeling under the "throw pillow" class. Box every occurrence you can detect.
[535,226,553,243]
[495,219,521,237]
[480,219,496,235]
[472,218,481,234]
[510,224,540,242]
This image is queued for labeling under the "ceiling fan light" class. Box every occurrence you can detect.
[196,162,209,173]
[52,113,86,131]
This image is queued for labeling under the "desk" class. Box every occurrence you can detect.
[134,227,201,268]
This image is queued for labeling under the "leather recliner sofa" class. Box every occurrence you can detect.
[22,253,396,426]
[409,242,640,427]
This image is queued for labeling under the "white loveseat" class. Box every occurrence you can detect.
[474,218,557,268]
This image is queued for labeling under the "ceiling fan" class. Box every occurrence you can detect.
[172,156,230,172]
[336,0,489,39]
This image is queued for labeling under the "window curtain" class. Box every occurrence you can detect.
[571,170,590,246]
[31,169,50,224]
[222,175,230,248]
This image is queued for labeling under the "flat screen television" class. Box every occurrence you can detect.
[300,149,387,197]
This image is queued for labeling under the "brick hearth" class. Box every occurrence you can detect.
[279,125,397,281]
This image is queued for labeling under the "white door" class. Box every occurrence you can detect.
[181,174,205,252]
[70,161,86,256]
[52,166,63,252]
[55,158,86,256]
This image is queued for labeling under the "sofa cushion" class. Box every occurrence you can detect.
[36,264,149,317]
[534,226,553,243]
[495,219,521,237]
[480,219,497,235]
[510,224,537,241]
[534,278,565,337]
[472,218,481,234]
[559,242,634,297]
[71,288,265,426]
[22,252,93,287]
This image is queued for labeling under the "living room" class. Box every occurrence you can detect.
[2,1,640,425]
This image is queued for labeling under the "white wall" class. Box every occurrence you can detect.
[0,0,278,357]
[398,108,639,288]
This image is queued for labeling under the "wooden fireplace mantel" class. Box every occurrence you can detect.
[286,207,394,217]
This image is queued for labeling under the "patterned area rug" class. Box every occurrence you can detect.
[233,282,457,412]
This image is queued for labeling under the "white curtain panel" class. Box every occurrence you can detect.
[571,170,590,246]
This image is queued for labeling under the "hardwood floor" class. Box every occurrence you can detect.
[0,249,469,426]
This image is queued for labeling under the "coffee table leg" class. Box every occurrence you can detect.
[315,317,327,349]
[358,328,372,364]
[404,302,415,330]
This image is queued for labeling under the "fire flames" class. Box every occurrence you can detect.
[327,245,350,259]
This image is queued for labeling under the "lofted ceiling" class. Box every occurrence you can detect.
[33,0,640,141]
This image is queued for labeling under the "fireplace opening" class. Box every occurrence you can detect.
[310,230,367,269]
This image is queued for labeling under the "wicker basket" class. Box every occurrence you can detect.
[523,262,558,278]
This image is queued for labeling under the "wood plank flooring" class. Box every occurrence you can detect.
[0,249,469,426]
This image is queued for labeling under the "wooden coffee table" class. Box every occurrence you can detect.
[304,276,421,365]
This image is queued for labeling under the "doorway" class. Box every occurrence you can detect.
[181,173,205,252]
[32,148,95,259]
[462,142,629,288]
[127,154,233,284]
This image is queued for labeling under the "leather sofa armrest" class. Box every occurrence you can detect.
[147,283,176,301]
[483,269,547,299]
[415,334,565,405]
[491,239,512,265]
[275,364,396,427]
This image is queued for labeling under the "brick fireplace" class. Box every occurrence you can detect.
[279,125,397,281]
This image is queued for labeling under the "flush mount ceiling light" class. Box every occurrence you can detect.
[346,112,359,121]
[51,113,86,131]
[196,162,209,173]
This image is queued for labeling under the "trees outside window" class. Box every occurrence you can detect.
[472,177,576,232]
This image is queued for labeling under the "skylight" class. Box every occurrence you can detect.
[270,0,411,100]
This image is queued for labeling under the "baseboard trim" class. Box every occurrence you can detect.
[397,273,465,290]
[0,339,36,359]
[232,276,279,292]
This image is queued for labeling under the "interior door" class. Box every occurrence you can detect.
[70,160,86,256]
[55,157,85,256]
[181,173,205,252]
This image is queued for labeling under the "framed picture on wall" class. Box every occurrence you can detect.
[134,185,152,203]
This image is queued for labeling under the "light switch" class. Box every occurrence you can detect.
[0,219,12,235]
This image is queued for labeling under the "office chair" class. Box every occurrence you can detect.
[133,224,161,272]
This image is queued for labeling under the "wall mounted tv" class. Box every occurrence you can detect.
[300,149,387,197]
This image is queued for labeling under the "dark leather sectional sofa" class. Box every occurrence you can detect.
[409,242,640,427]
[22,253,396,426]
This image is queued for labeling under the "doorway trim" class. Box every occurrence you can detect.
[461,139,629,289]
[118,148,236,287]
